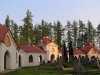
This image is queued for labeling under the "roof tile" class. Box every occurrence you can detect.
[19,45,46,53]
[0,24,9,42]
[41,38,52,45]
[67,50,86,54]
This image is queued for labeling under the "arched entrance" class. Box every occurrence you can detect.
[51,54,55,63]
[19,55,21,67]
[39,55,42,63]
[4,51,11,69]
[91,56,95,62]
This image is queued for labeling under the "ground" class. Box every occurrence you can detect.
[0,63,100,75]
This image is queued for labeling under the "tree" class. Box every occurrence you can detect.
[62,40,68,62]
[72,20,78,49]
[33,24,41,45]
[53,20,63,49]
[4,15,10,28]
[65,21,72,48]
[13,23,18,43]
[87,20,96,45]
[22,9,34,45]
[77,20,86,49]
[97,24,100,48]
[69,40,73,56]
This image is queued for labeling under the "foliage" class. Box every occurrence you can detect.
[63,40,68,62]
[3,11,100,49]
[69,41,73,56]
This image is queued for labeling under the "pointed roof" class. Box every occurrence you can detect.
[83,41,93,53]
[41,37,52,45]
[19,45,46,53]
[0,24,9,43]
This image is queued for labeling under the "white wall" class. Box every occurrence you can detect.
[19,52,46,67]
[0,32,19,72]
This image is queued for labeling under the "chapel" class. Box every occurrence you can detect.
[67,40,100,62]
[0,24,62,72]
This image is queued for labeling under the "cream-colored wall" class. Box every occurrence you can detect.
[67,48,100,62]
[67,53,86,61]
[0,32,19,72]
[19,51,46,67]
[88,48,100,61]
[46,42,58,62]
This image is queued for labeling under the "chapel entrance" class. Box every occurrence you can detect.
[19,55,21,67]
[51,54,55,63]
[39,55,42,63]
[91,56,95,62]
[4,51,11,69]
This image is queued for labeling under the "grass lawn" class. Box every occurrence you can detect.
[0,63,100,75]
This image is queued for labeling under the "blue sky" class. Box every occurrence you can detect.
[0,0,100,28]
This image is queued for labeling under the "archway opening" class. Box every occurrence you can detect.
[4,51,11,69]
[51,54,55,63]
[19,55,21,67]
[29,55,33,62]
[39,55,42,63]
[91,56,95,62]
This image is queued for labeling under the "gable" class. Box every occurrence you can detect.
[47,42,58,47]
[5,31,19,49]
[88,48,99,54]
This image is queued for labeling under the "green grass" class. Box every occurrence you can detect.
[0,64,74,75]
[82,63,99,70]
[63,63,74,68]
[1,63,100,75]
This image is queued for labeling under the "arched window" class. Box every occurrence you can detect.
[29,55,33,62]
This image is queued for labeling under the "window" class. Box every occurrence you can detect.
[29,55,33,62]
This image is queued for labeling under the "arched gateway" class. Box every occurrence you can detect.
[51,54,55,63]
[19,55,21,67]
[4,51,11,69]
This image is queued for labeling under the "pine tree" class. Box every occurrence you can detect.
[4,15,10,28]
[62,40,68,62]
[13,23,18,43]
[97,24,100,48]
[72,20,78,49]
[53,20,63,49]
[22,9,34,45]
[33,24,41,45]
[77,20,85,49]
[66,21,72,48]
[87,20,96,45]
[69,40,73,56]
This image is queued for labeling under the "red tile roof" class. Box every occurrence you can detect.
[0,24,9,43]
[93,46,100,53]
[83,46,93,53]
[58,50,62,53]
[86,41,92,46]
[19,45,46,53]
[41,37,52,45]
[67,50,86,54]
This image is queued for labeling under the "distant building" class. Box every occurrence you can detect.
[0,24,62,72]
[67,40,100,62]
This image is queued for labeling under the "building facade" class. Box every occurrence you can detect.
[0,24,62,72]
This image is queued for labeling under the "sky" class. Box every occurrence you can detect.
[0,0,100,29]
